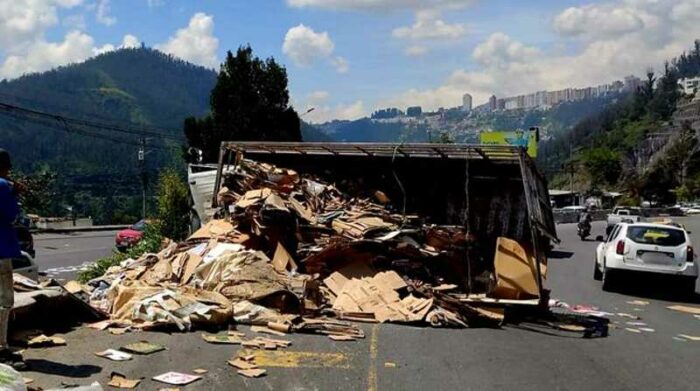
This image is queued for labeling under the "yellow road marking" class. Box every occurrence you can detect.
[367,324,379,391]
[239,349,350,368]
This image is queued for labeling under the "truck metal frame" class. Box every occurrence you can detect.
[212,142,558,299]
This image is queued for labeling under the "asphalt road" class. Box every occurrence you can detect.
[33,230,119,280]
[21,222,700,390]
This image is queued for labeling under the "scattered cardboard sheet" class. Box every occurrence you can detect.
[625,328,641,333]
[251,326,286,337]
[492,237,545,300]
[202,334,243,344]
[677,334,700,341]
[193,369,208,375]
[228,358,258,370]
[272,243,298,274]
[328,335,356,341]
[109,327,130,335]
[384,362,397,368]
[95,349,132,361]
[108,372,141,389]
[152,372,202,386]
[627,300,650,306]
[27,335,66,347]
[121,341,166,355]
[237,368,267,378]
[63,280,84,294]
[667,305,700,315]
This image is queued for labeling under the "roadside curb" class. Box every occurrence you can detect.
[34,225,129,233]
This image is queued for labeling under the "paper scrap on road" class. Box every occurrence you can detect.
[193,369,208,374]
[237,368,267,378]
[625,328,641,333]
[328,335,357,341]
[626,321,647,326]
[152,372,202,386]
[638,328,655,332]
[677,334,700,341]
[121,341,166,355]
[27,334,66,347]
[228,358,258,370]
[667,305,700,315]
[384,362,397,368]
[627,300,650,306]
[95,349,132,361]
[202,334,243,344]
[617,313,640,320]
[107,372,141,389]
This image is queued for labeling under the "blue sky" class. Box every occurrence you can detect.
[1,0,699,122]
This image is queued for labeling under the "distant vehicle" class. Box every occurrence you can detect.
[115,219,147,252]
[594,223,697,294]
[606,207,643,234]
[12,251,39,281]
[562,205,587,212]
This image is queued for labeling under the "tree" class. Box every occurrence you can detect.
[156,168,190,241]
[581,148,621,188]
[185,45,301,162]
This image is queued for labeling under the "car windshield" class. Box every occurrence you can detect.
[626,226,686,246]
[131,220,146,231]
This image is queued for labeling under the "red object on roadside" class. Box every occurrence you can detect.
[115,220,146,249]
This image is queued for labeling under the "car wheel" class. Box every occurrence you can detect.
[602,264,615,291]
[593,258,603,281]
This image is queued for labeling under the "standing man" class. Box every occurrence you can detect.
[0,149,25,369]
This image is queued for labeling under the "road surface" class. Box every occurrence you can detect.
[22,221,700,390]
[33,230,119,280]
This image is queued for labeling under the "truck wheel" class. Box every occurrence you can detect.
[602,266,615,291]
[593,259,602,281]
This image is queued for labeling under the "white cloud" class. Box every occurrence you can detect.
[331,56,349,73]
[283,24,334,67]
[307,101,367,123]
[155,12,219,68]
[283,24,349,74]
[96,0,116,26]
[380,0,700,112]
[307,90,330,104]
[405,45,428,56]
[0,0,83,51]
[121,34,140,48]
[471,33,541,69]
[287,0,475,11]
[392,10,465,40]
[0,30,95,78]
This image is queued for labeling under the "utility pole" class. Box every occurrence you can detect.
[570,146,575,206]
[138,138,146,220]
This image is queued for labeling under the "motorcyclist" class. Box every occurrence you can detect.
[578,210,592,233]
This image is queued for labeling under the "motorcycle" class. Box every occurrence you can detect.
[577,221,591,240]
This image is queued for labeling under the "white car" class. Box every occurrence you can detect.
[594,223,698,293]
[11,251,39,281]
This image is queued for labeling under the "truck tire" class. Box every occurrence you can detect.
[593,259,602,281]
[602,266,615,291]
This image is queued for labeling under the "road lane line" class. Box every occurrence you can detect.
[367,324,379,391]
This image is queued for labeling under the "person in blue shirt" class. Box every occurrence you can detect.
[0,148,26,369]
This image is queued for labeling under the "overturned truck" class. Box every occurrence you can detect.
[209,142,558,307]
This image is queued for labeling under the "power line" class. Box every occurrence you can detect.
[0,101,184,141]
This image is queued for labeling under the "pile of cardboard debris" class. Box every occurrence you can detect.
[78,158,554,336]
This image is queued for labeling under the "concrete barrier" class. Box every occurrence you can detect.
[36,217,93,230]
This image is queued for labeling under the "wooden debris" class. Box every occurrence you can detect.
[237,368,267,378]
[108,372,141,389]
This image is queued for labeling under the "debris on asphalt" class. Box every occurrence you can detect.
[228,357,258,370]
[95,349,132,361]
[677,334,700,341]
[625,328,642,333]
[667,305,700,315]
[237,368,267,378]
[152,372,202,386]
[107,372,142,389]
[27,334,66,347]
[192,369,208,375]
[120,341,166,355]
[201,333,243,344]
[627,300,650,306]
[638,328,655,333]
[384,362,397,368]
